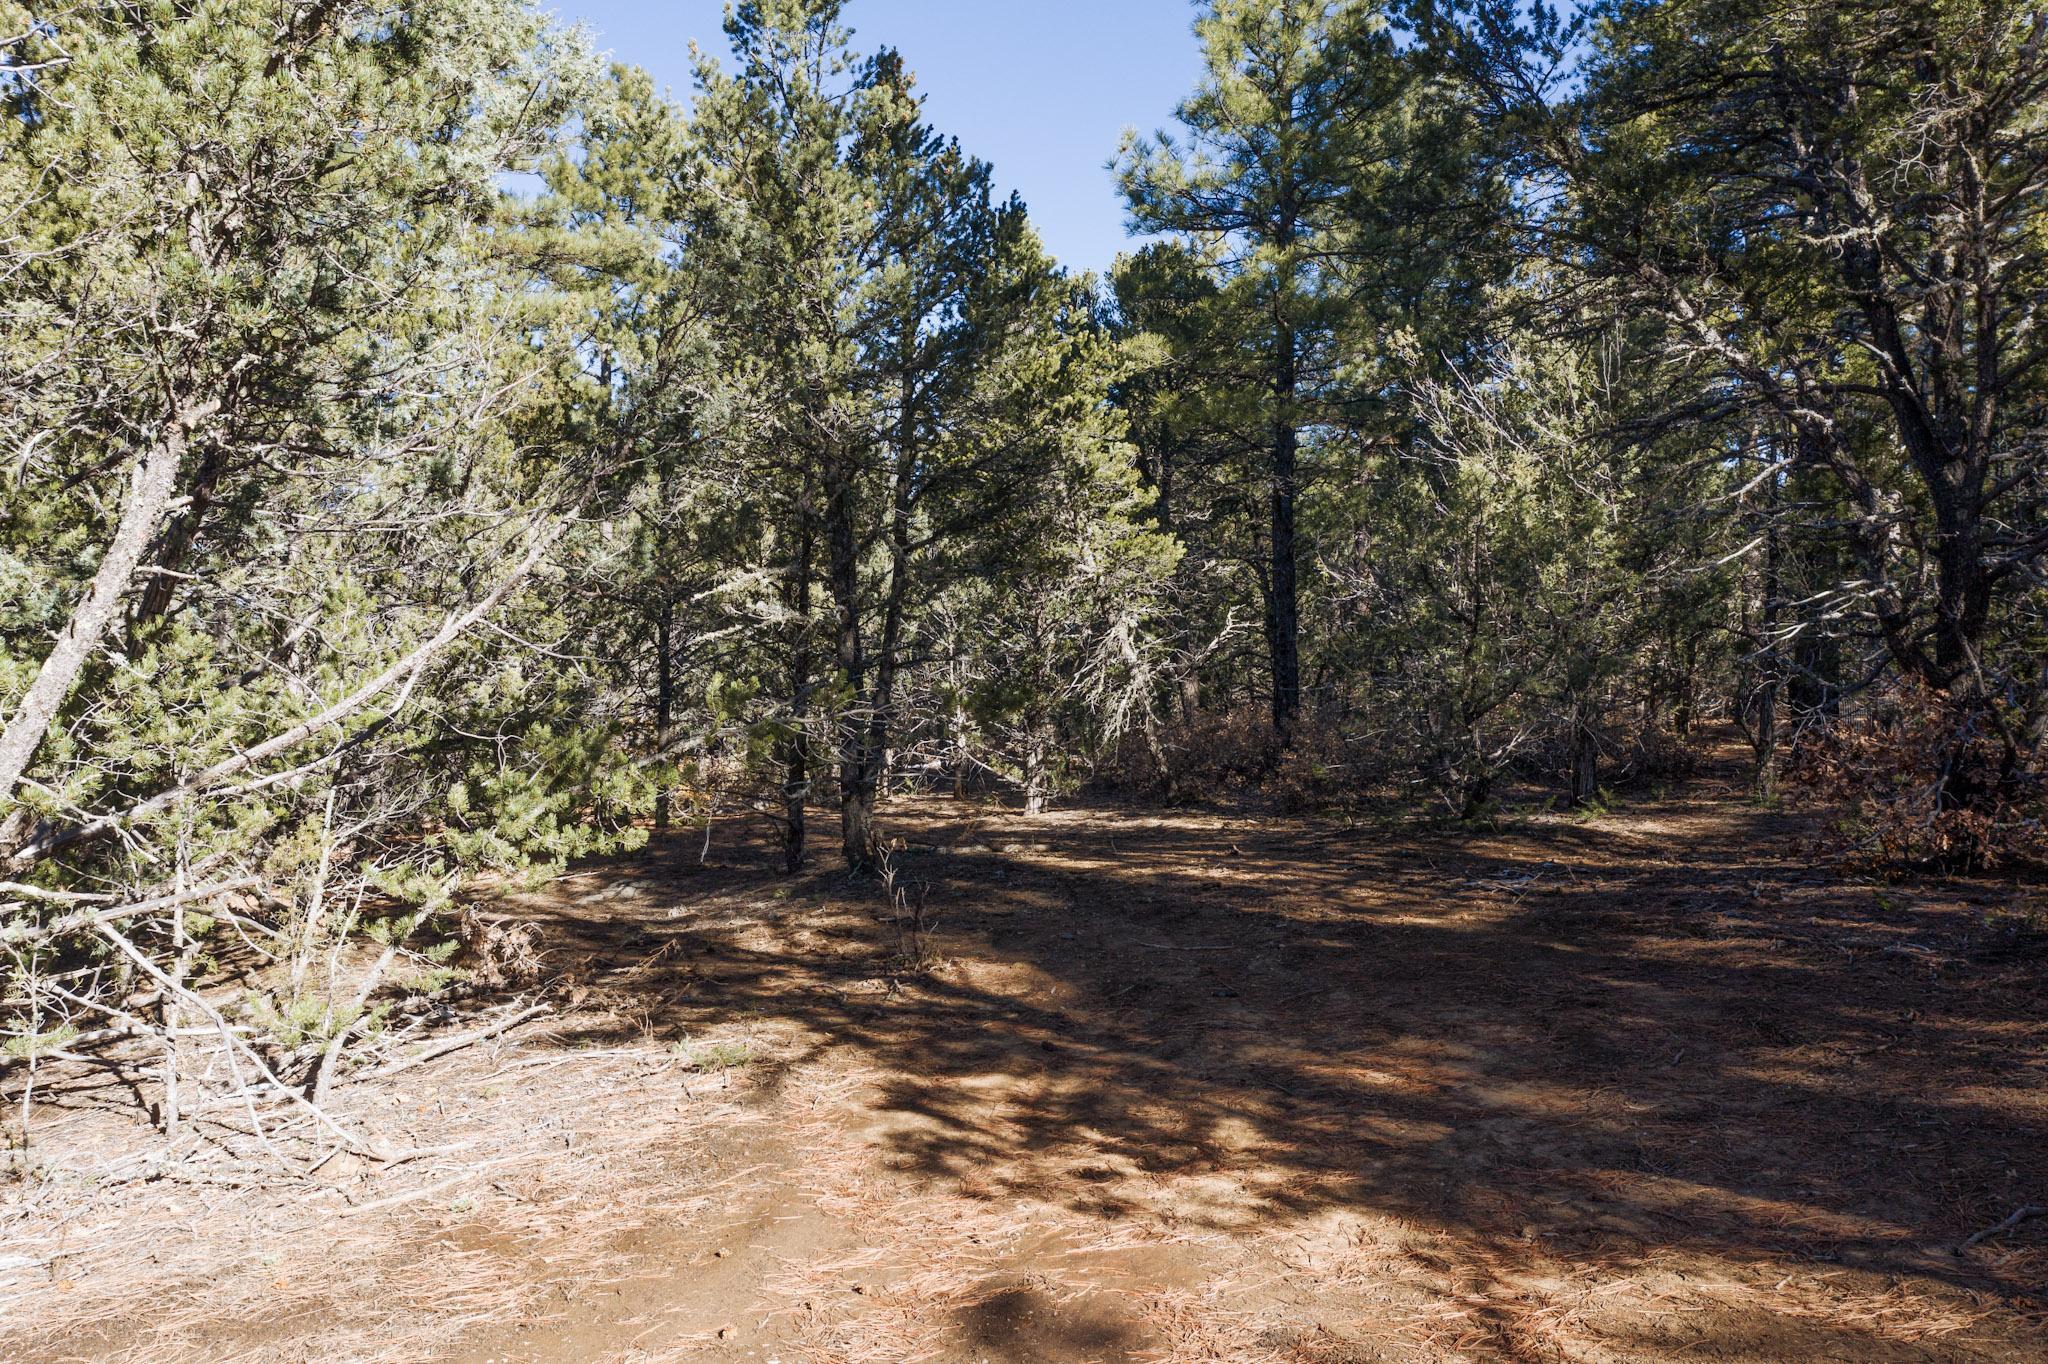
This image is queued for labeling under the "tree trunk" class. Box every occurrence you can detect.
[825,458,875,873]
[778,491,818,876]
[1266,179,1303,746]
[130,444,228,633]
[1671,634,1699,741]
[0,398,216,826]
[953,694,971,800]
[840,772,876,870]
[1022,704,1052,816]
[1268,342,1301,742]
[1752,462,1783,801]
[835,353,922,871]
[860,404,920,863]
[1750,681,1779,802]
[780,727,809,875]
[653,601,675,833]
[1568,703,1599,808]
[1460,771,1493,823]
[1459,719,1492,821]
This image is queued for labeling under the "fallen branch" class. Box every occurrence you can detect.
[0,877,261,948]
[349,1003,551,1084]
[0,395,220,812]
[89,916,377,1159]
[341,1153,535,1218]
[1958,1204,2044,1252]
[307,943,399,1106]
[8,511,571,871]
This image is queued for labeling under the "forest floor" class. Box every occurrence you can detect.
[4,748,2047,1362]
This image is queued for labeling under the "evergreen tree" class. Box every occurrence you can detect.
[0,2,647,1097]
[693,1,1171,867]
[1422,0,2048,814]
[1118,0,1405,740]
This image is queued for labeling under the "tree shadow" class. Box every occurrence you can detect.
[510,783,2048,1360]
[956,1282,1164,1363]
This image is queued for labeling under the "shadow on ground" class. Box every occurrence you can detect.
[508,765,2048,1362]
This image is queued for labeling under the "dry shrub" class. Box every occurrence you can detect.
[1498,713,1704,796]
[1622,722,1707,782]
[1270,716,1386,813]
[1103,707,1277,801]
[1103,708,1393,810]
[457,908,546,991]
[1788,680,2047,871]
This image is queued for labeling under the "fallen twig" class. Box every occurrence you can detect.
[90,916,371,1159]
[1958,1204,2044,1252]
[350,1004,551,1084]
[340,1153,534,1218]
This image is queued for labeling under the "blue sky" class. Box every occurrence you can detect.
[554,1,1205,275]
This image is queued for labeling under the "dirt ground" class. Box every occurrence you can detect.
[4,756,2046,1362]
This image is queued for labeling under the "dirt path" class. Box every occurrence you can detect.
[6,766,2046,1362]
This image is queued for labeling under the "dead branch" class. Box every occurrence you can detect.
[0,877,261,948]
[0,396,221,812]
[348,1003,551,1084]
[1958,1204,2045,1252]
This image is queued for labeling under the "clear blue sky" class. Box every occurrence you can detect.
[555,1,1205,275]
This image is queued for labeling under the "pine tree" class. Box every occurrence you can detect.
[0,3,652,1091]
[1118,0,1404,741]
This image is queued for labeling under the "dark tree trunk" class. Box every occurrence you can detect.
[1270,405,1301,741]
[859,389,920,861]
[653,601,674,833]
[1022,703,1052,816]
[778,494,818,876]
[1459,753,1492,823]
[1750,679,1779,801]
[825,457,875,873]
[1266,182,1303,746]
[1460,780,1493,823]
[1751,461,1783,801]
[1839,219,1998,699]
[1671,635,1699,741]
[1568,702,1599,808]
[781,733,810,874]
[952,689,971,800]
[131,443,227,633]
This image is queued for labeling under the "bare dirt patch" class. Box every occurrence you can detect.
[4,761,2045,1362]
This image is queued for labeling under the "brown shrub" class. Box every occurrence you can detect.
[1099,707,1399,810]
[458,908,547,991]
[1623,722,1708,783]
[1787,680,2047,871]
[1100,707,1277,801]
[1269,715,1389,813]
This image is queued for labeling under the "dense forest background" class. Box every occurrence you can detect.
[2,0,2044,1109]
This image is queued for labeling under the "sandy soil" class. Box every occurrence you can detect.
[4,760,2045,1362]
